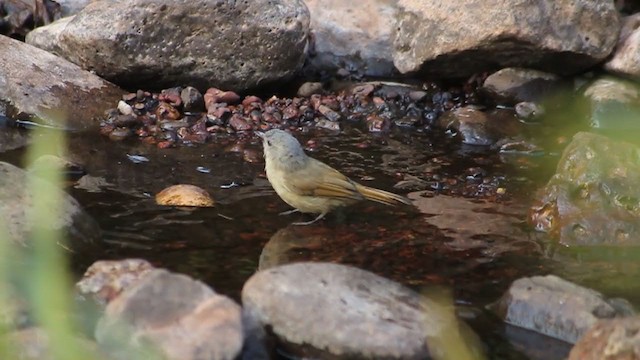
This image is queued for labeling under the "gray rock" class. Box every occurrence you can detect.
[530,132,640,245]
[242,262,483,359]
[96,269,243,360]
[438,106,500,146]
[303,0,398,77]
[25,16,73,55]
[491,275,635,343]
[605,14,640,80]
[296,82,324,97]
[482,67,560,104]
[515,101,545,120]
[0,161,101,248]
[582,76,640,131]
[180,87,205,113]
[568,316,640,360]
[44,0,309,92]
[393,0,620,78]
[0,35,124,131]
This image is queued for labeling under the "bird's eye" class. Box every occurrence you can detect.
[267,140,272,146]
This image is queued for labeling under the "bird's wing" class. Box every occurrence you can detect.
[285,159,364,201]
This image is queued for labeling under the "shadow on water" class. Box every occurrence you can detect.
[4,123,635,359]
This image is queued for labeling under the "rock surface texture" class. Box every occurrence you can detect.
[303,0,398,76]
[243,262,483,359]
[530,132,640,245]
[36,0,310,92]
[0,35,124,130]
[393,0,620,78]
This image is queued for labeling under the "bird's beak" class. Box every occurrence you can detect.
[255,131,265,139]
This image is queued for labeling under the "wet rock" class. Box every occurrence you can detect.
[74,175,112,193]
[76,259,156,306]
[296,82,324,97]
[482,67,561,104]
[438,107,499,146]
[242,262,483,359]
[317,104,341,122]
[515,101,545,121]
[96,269,243,360]
[108,127,132,141]
[568,316,640,360]
[43,0,309,92]
[504,324,573,360]
[393,0,620,78]
[229,114,253,132]
[24,15,73,55]
[530,132,640,245]
[303,0,398,77]
[605,14,640,80]
[491,275,634,344]
[155,102,181,121]
[365,114,390,132]
[583,76,640,132]
[155,184,215,207]
[0,327,106,360]
[315,118,340,131]
[0,161,101,248]
[180,86,205,113]
[0,35,124,130]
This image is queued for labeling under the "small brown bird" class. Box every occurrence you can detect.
[257,129,412,225]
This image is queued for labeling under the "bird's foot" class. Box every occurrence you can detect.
[292,213,326,226]
[279,209,300,216]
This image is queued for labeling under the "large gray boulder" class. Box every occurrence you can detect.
[35,0,310,92]
[0,35,124,131]
[243,262,483,359]
[393,0,620,78]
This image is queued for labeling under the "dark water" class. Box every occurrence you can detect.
[4,124,640,359]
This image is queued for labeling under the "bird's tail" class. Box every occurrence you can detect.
[355,184,413,207]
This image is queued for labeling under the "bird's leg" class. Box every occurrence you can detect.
[292,212,326,226]
[279,209,300,216]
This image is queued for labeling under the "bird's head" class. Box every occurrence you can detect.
[256,129,308,170]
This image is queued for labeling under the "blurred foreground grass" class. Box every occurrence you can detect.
[0,127,91,359]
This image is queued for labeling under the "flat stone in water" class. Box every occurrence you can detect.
[242,262,483,359]
[491,275,635,344]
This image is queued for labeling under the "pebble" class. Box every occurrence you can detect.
[117,100,133,115]
[155,184,215,207]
